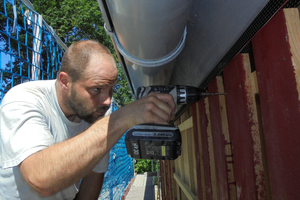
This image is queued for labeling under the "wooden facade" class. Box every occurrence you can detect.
[160,8,300,200]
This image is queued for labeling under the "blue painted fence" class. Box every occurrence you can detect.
[0,0,66,102]
[100,100,134,200]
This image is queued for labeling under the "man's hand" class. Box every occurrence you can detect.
[113,92,176,130]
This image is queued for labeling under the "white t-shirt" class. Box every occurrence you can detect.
[0,80,109,200]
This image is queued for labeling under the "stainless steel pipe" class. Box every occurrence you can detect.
[99,0,193,94]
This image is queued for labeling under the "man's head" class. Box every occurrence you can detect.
[57,40,118,123]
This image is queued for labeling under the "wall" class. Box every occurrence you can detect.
[160,8,300,200]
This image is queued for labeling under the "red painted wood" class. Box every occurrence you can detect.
[165,161,169,200]
[165,161,172,200]
[160,160,166,200]
[192,102,204,200]
[198,99,213,200]
[207,78,230,200]
[252,9,300,199]
[223,54,265,199]
[167,161,173,200]
[165,161,170,200]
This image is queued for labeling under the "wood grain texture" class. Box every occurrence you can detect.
[223,53,266,200]
[208,76,236,200]
[178,116,193,132]
[252,8,300,200]
[198,99,214,200]
[191,102,205,200]
[174,173,198,200]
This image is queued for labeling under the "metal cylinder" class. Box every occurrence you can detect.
[105,0,193,93]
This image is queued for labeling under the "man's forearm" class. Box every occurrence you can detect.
[74,171,104,200]
[19,114,126,197]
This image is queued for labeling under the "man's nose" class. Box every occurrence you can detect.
[99,93,111,106]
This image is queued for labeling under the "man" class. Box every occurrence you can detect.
[0,40,175,199]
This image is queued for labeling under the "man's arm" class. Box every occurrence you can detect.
[74,171,104,200]
[19,93,175,197]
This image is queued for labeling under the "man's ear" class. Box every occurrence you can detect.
[58,72,71,91]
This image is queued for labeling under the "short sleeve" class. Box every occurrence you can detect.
[0,101,54,169]
[92,152,109,173]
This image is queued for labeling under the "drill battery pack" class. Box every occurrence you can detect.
[125,124,181,160]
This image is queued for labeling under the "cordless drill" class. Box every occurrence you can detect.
[136,85,226,104]
[125,85,226,160]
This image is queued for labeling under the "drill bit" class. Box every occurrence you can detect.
[201,92,227,96]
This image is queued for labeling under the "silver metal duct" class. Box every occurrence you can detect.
[98,0,193,94]
[169,0,269,88]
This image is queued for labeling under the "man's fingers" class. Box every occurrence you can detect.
[152,93,176,120]
[143,94,175,121]
[118,92,177,130]
[146,102,171,123]
[149,93,176,111]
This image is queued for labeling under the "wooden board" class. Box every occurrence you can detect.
[173,173,198,200]
[191,102,205,200]
[223,53,266,199]
[251,8,300,200]
[167,161,174,200]
[173,106,196,199]
[198,99,214,200]
[186,128,196,193]
[207,76,234,200]
[216,76,237,200]
[160,161,166,200]
[188,127,198,195]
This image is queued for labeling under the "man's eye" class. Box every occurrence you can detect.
[93,88,100,92]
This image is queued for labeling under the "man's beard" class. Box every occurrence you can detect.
[68,86,110,123]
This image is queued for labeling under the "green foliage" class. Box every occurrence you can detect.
[134,159,158,174]
[32,0,112,49]
[113,64,134,106]
[153,176,158,185]
[31,0,133,106]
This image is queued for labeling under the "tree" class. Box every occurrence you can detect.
[31,0,133,106]
[134,159,158,174]
[114,64,134,106]
[32,0,111,48]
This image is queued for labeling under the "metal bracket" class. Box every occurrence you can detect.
[104,23,187,68]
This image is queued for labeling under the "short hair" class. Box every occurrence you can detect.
[59,40,115,82]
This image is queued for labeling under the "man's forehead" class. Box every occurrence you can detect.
[82,54,116,72]
[80,67,117,86]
